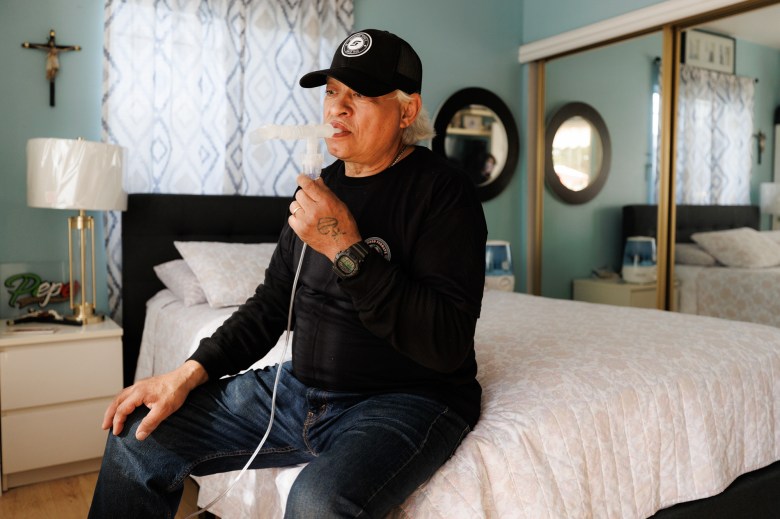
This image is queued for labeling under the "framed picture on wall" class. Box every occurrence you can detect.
[682,29,736,74]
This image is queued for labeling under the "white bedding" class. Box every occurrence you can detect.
[136,289,780,518]
[135,289,291,381]
[675,264,780,327]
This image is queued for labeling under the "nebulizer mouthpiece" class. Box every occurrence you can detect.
[250,123,336,179]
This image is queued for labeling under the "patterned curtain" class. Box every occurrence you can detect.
[675,64,754,205]
[101,0,353,322]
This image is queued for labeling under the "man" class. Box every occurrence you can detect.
[90,29,487,518]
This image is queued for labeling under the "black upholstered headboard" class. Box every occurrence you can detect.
[622,204,760,245]
[121,193,291,386]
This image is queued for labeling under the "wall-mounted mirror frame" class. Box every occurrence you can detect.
[544,101,612,204]
[432,87,520,201]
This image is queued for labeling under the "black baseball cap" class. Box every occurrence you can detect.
[299,29,422,97]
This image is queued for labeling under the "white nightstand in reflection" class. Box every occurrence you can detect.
[573,278,658,309]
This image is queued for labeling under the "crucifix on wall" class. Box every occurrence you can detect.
[22,29,81,107]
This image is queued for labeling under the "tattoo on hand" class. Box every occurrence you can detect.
[317,217,345,240]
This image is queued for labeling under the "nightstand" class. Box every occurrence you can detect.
[485,274,515,292]
[573,278,660,309]
[0,319,122,491]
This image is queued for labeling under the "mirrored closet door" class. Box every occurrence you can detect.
[668,2,780,326]
[535,1,780,326]
[540,31,665,308]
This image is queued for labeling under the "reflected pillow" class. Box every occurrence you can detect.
[760,230,780,246]
[153,259,207,306]
[674,243,717,266]
[174,241,277,308]
[691,227,780,268]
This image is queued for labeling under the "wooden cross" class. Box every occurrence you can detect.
[22,29,81,107]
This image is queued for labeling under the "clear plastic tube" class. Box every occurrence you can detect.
[187,124,328,518]
[251,124,336,180]
[185,244,308,519]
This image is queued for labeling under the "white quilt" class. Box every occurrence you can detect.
[675,264,780,328]
[135,290,291,381]
[136,289,780,518]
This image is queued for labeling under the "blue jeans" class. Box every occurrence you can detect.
[88,362,470,518]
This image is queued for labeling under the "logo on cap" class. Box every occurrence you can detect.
[341,32,372,57]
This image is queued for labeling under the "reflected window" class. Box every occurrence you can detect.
[649,61,661,203]
[544,102,611,204]
[551,116,602,192]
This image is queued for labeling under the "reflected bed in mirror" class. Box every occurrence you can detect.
[432,87,519,201]
[545,101,611,204]
[619,203,780,330]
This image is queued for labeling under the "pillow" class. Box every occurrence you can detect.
[691,227,780,268]
[174,241,277,308]
[674,243,717,266]
[153,259,207,306]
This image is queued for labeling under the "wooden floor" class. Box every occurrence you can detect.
[0,471,201,518]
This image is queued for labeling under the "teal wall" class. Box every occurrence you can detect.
[521,0,663,43]
[0,0,107,314]
[736,40,780,204]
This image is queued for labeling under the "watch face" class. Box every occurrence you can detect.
[336,254,357,274]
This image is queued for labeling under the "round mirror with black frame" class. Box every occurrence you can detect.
[432,87,519,201]
[545,102,611,204]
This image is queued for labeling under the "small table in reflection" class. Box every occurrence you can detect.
[573,278,678,311]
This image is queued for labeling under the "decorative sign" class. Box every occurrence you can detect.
[682,29,736,74]
[0,262,77,319]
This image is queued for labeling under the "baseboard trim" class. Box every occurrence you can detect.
[3,457,102,491]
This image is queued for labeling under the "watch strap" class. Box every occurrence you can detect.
[333,241,371,279]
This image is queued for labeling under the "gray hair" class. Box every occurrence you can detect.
[396,90,436,145]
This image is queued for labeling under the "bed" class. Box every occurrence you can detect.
[123,194,780,518]
[623,204,780,328]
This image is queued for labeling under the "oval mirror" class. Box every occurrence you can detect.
[545,102,611,204]
[432,88,519,201]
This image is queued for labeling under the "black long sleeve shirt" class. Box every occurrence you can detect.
[189,146,487,426]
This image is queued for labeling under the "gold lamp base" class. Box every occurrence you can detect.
[67,210,104,325]
[65,302,105,324]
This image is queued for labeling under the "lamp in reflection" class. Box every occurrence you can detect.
[26,138,127,324]
[760,182,780,230]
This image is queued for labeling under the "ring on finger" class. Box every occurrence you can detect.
[292,206,303,217]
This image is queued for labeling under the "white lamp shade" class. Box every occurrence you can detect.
[27,138,127,211]
[760,182,780,215]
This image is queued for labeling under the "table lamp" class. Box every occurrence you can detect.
[27,137,127,324]
[760,182,780,230]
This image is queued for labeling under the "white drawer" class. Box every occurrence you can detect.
[0,337,122,410]
[1,397,112,473]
